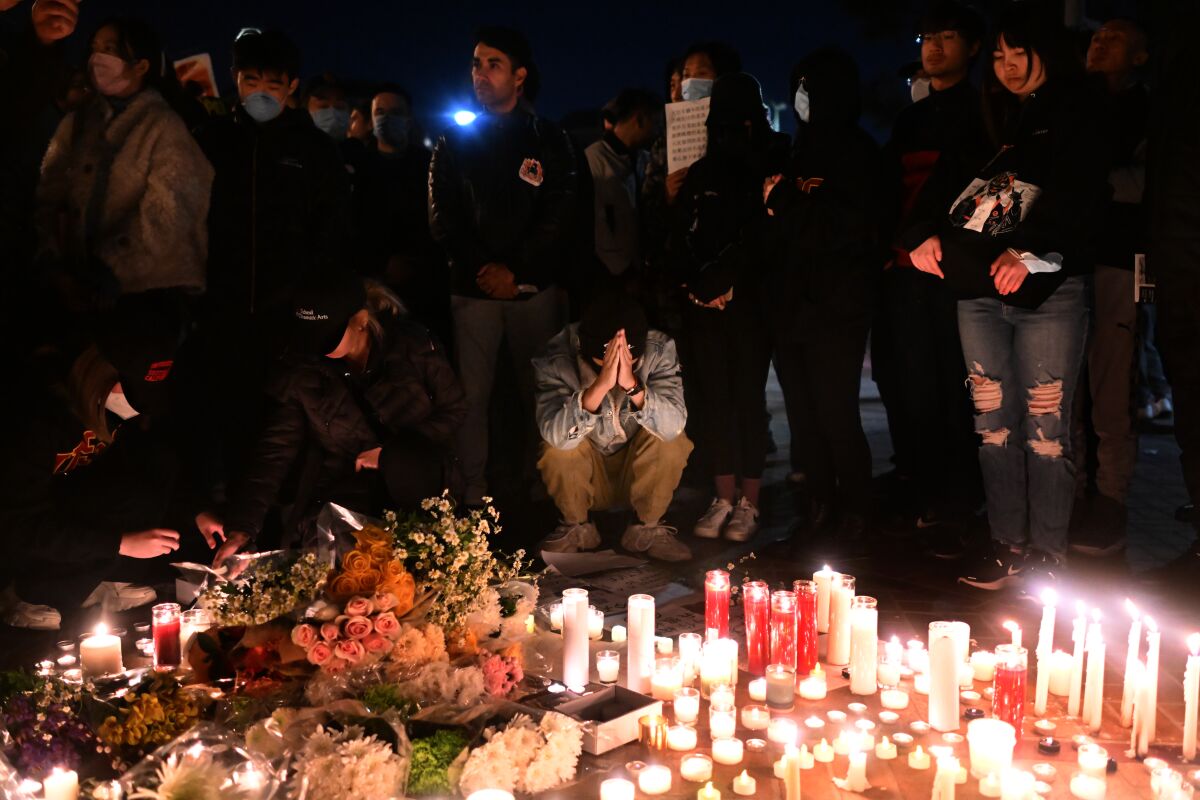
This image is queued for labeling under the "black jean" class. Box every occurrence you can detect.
[683,297,772,480]
[1158,270,1200,507]
[776,324,873,511]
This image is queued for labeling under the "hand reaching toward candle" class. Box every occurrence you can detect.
[119,528,180,559]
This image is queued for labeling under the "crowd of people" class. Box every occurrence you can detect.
[1,0,1197,634]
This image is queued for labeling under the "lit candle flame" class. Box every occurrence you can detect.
[1041,588,1058,606]
[1003,620,1020,635]
[1188,633,1200,657]
[1125,598,1139,619]
[94,622,108,636]
[823,564,832,572]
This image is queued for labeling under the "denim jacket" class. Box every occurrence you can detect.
[533,324,687,455]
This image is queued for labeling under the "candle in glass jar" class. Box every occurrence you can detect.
[651,657,683,701]
[928,621,960,732]
[710,682,735,709]
[705,570,731,640]
[908,639,929,673]
[80,624,123,677]
[1077,743,1108,779]
[813,565,838,634]
[992,644,1028,729]
[667,723,699,751]
[878,635,903,688]
[742,580,770,676]
[588,606,605,640]
[827,575,855,666]
[1069,772,1106,800]
[626,593,655,694]
[849,596,878,695]
[679,631,702,682]
[549,603,564,631]
[610,624,626,643]
[967,718,1016,779]
[151,603,181,670]
[179,607,212,659]
[741,704,770,731]
[766,663,795,711]
[881,688,910,709]
[562,589,590,690]
[711,737,744,765]
[1000,768,1036,800]
[793,579,819,674]
[971,650,998,682]
[638,765,672,795]
[747,677,767,702]
[43,767,78,800]
[770,590,798,670]
[710,703,737,739]
[600,778,635,800]
[674,686,700,723]
[680,753,713,782]
[700,638,736,698]
[797,666,826,700]
[596,650,620,684]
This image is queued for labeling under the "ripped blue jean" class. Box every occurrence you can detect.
[957,277,1089,557]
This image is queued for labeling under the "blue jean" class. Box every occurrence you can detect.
[957,277,1089,557]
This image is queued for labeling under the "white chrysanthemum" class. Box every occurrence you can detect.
[128,753,227,800]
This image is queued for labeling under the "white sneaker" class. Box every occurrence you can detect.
[621,522,692,561]
[82,582,157,613]
[540,521,602,554]
[693,498,733,539]
[724,497,760,542]
[4,600,61,630]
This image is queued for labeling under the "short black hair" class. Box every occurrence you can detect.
[373,82,412,108]
[232,29,301,79]
[304,72,346,104]
[473,25,539,101]
[93,17,166,87]
[607,88,661,124]
[682,41,742,78]
[917,1,985,45]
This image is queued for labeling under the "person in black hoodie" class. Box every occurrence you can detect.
[905,7,1112,589]
[764,48,882,540]
[669,72,783,543]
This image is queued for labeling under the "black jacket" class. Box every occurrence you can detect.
[904,80,1113,309]
[1096,83,1148,270]
[199,105,352,317]
[428,107,578,298]
[224,319,467,538]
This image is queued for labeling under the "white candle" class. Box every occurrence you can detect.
[908,639,929,673]
[1069,772,1106,800]
[674,687,700,724]
[827,575,855,666]
[610,624,626,643]
[766,663,795,709]
[637,765,672,795]
[1120,600,1142,728]
[562,588,590,690]
[839,749,870,792]
[914,672,931,695]
[667,723,698,751]
[767,717,798,747]
[876,736,898,760]
[732,769,756,796]
[711,736,744,765]
[656,636,673,654]
[814,565,837,633]
[696,781,720,800]
[929,621,961,732]
[1077,743,1108,778]
[947,621,973,688]
[813,738,835,762]
[879,635,904,688]
[967,718,1016,779]
[1004,620,1022,649]
[797,743,815,769]
[909,745,931,769]
[549,603,564,631]
[1048,649,1074,697]
[881,688,910,709]
[980,773,1002,798]
[741,704,770,731]
[850,596,878,695]
[1183,633,1200,762]
[782,744,803,800]
[1139,619,1160,755]
[680,753,713,783]
[597,650,620,684]
[80,624,123,677]
[933,756,960,800]
[747,677,767,702]
[588,606,605,640]
[626,593,655,694]
[1082,610,1106,732]
[971,650,998,682]
[1034,589,1058,717]
[678,632,701,682]
[709,682,735,708]
[700,638,736,697]
[709,705,736,740]
[600,778,635,800]
[651,657,683,701]
[797,667,826,700]
[1000,768,1036,800]
[43,768,78,800]
[1069,602,1087,717]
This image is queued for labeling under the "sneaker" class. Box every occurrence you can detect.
[1070,496,1127,557]
[622,522,692,561]
[693,498,733,539]
[1154,396,1174,418]
[4,600,61,630]
[724,497,760,542]
[82,582,157,613]
[1137,402,1156,421]
[958,541,1026,590]
[540,521,601,554]
[1020,550,1066,593]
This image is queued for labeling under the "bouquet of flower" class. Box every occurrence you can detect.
[387,622,448,670]
[120,724,276,800]
[326,525,415,613]
[479,653,523,699]
[405,726,471,797]
[94,674,201,763]
[290,592,406,674]
[197,552,329,627]
[458,712,583,796]
[0,671,97,780]
[286,724,409,800]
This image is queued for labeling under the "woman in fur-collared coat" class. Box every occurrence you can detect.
[35,17,213,308]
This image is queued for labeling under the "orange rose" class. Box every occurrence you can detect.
[354,525,391,547]
[388,572,416,616]
[327,573,358,598]
[341,550,371,575]
[369,544,393,565]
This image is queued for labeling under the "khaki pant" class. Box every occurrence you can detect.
[538,429,693,525]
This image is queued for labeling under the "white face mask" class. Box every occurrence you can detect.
[105,390,139,420]
[794,85,811,123]
[89,52,134,98]
[909,76,932,103]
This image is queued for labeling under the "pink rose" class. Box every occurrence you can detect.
[307,641,333,666]
[291,624,318,649]
[344,595,375,617]
[374,612,401,640]
[333,639,365,664]
[325,657,349,674]
[363,633,391,655]
[343,615,373,640]
[373,592,399,612]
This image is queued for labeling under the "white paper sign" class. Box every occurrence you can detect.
[666,97,711,174]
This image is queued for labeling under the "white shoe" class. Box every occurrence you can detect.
[4,600,61,630]
[1154,396,1174,418]
[621,522,692,561]
[82,582,157,613]
[724,497,760,542]
[693,498,733,539]
[540,521,602,554]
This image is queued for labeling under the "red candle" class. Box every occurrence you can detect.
[152,602,182,670]
[794,579,819,674]
[770,590,798,669]
[705,570,731,640]
[743,581,770,676]
[992,644,1028,728]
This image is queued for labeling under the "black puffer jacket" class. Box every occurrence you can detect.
[224,318,467,538]
[428,107,578,298]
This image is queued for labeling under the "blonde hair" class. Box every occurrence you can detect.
[67,345,119,443]
[363,279,405,342]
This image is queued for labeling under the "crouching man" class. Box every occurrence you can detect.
[534,294,693,561]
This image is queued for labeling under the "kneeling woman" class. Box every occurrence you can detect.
[209,277,467,564]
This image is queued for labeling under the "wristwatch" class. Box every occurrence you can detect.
[624,380,643,397]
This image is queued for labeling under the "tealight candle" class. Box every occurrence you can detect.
[910,720,931,735]
[747,677,767,702]
[668,724,699,751]
[674,687,700,724]
[656,636,673,654]
[610,624,626,643]
[908,745,931,769]
[876,736,898,760]
[892,732,914,749]
[967,718,1016,779]
[881,688,910,709]
[798,744,815,768]
[980,772,1003,798]
[827,709,848,723]
[767,717,797,747]
[638,765,672,796]
[80,624,123,677]
[597,650,620,684]
[43,768,78,800]
[1032,763,1058,783]
[600,778,635,800]
[710,683,735,709]
[56,655,76,668]
[745,738,767,753]
[813,738,835,762]
[710,704,737,739]
[1077,744,1108,779]
[680,753,713,783]
[765,663,795,710]
[1034,719,1057,734]
[741,704,770,731]
[797,668,827,700]
[1003,769,1038,800]
[588,606,605,640]
[1069,772,1106,800]
[651,657,683,701]
[972,650,998,682]
[879,711,900,724]
[549,603,563,631]
[804,715,825,731]
[732,770,756,796]
[697,780,721,800]
[712,737,744,765]
[961,689,982,704]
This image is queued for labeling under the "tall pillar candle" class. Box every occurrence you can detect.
[849,596,878,695]
[742,580,770,676]
[929,621,961,732]
[1141,619,1160,751]
[781,744,802,800]
[948,620,973,688]
[1183,633,1199,762]
[992,644,1028,729]
[814,566,837,634]
[1034,589,1057,717]
[770,590,798,670]
[827,574,855,667]
[793,579,819,674]
[704,570,730,640]
[562,588,590,689]
[1082,610,1105,733]
[625,593,655,694]
[151,602,181,670]
[1120,600,1142,728]
[1068,602,1087,718]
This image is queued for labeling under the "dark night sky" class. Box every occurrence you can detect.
[5,0,1141,140]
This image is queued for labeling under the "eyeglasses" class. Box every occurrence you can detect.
[917,30,961,44]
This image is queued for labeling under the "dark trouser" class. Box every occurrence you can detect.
[872,268,916,478]
[776,324,873,510]
[683,297,772,480]
[1158,270,1200,506]
[880,267,981,511]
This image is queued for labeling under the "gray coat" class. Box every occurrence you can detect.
[534,324,687,455]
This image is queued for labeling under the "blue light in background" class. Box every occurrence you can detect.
[453,110,477,126]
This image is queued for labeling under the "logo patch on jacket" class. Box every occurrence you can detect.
[518,158,544,187]
[54,431,107,475]
[145,360,173,382]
